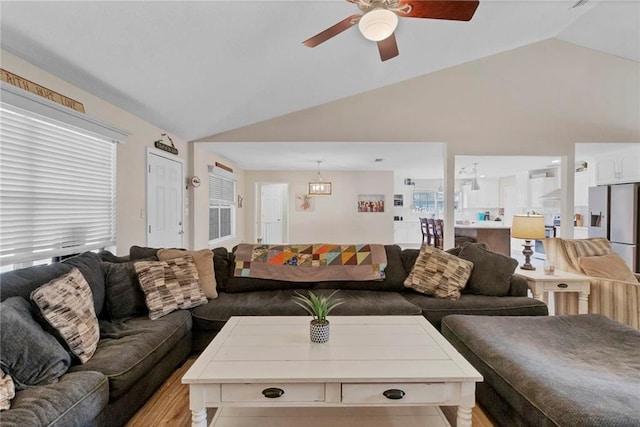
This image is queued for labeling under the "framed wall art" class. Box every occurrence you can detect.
[357,194,385,213]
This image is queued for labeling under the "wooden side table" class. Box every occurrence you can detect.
[517,269,591,314]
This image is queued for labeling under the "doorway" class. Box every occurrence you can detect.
[146,149,184,248]
[255,183,288,244]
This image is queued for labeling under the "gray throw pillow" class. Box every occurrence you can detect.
[102,261,148,321]
[0,297,71,389]
[458,243,518,296]
[129,245,160,261]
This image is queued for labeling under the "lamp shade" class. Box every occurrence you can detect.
[358,9,398,41]
[511,214,546,240]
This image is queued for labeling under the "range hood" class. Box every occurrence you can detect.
[540,188,561,200]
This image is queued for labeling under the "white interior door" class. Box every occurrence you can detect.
[147,150,184,248]
[260,184,287,244]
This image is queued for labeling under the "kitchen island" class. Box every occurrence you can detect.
[455,222,511,256]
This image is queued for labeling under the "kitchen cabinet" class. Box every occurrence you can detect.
[462,179,499,209]
[574,227,589,239]
[529,177,557,208]
[394,221,422,245]
[595,148,640,185]
[515,172,529,210]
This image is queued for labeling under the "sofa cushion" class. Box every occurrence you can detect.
[578,253,638,282]
[158,248,218,298]
[102,261,148,321]
[31,268,100,364]
[561,237,612,273]
[458,243,518,296]
[401,292,548,330]
[134,256,207,320]
[98,250,129,263]
[0,297,71,389]
[2,371,108,426]
[191,289,422,333]
[212,247,232,291]
[129,245,160,261]
[315,245,407,292]
[69,310,191,399]
[0,251,105,317]
[404,246,472,299]
[441,314,640,427]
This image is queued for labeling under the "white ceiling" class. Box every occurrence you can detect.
[1,1,638,177]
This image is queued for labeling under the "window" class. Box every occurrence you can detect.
[209,171,235,242]
[412,190,460,213]
[0,101,119,268]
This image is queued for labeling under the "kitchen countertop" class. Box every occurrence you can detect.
[454,222,511,229]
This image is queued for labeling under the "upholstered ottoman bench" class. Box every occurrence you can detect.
[441,314,640,427]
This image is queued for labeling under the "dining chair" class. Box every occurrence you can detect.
[419,218,432,246]
[434,219,444,249]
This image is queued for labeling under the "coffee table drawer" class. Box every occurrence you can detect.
[342,383,451,404]
[221,383,325,403]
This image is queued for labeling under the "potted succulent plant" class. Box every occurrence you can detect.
[292,290,344,343]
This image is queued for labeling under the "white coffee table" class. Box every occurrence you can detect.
[182,316,482,427]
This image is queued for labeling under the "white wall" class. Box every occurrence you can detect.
[1,50,192,255]
[243,170,394,244]
[201,40,639,148]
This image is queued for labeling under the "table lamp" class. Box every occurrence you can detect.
[511,214,545,270]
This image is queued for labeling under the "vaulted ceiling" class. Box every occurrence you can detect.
[2,0,638,144]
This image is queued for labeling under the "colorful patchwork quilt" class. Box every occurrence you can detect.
[234,243,387,282]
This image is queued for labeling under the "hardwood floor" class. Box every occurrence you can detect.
[127,356,495,427]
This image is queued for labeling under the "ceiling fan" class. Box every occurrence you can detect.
[302,0,480,62]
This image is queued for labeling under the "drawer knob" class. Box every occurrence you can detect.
[557,283,569,289]
[383,389,405,400]
[262,387,285,398]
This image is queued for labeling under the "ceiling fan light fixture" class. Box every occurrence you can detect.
[358,8,398,41]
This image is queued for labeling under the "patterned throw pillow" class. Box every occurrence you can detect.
[31,268,100,364]
[157,248,218,299]
[0,369,15,411]
[134,256,207,320]
[404,245,473,299]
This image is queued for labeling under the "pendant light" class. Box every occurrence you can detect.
[308,161,332,195]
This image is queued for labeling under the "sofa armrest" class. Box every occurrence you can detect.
[509,274,529,297]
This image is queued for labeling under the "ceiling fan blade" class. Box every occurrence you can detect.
[398,0,479,21]
[302,14,361,47]
[377,33,399,62]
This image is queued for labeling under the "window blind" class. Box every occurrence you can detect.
[209,174,235,205]
[208,171,235,241]
[0,103,117,266]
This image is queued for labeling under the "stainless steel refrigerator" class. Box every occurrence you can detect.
[609,183,639,273]
[588,186,609,239]
[590,183,640,273]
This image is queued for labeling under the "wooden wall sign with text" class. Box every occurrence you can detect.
[1,68,85,113]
